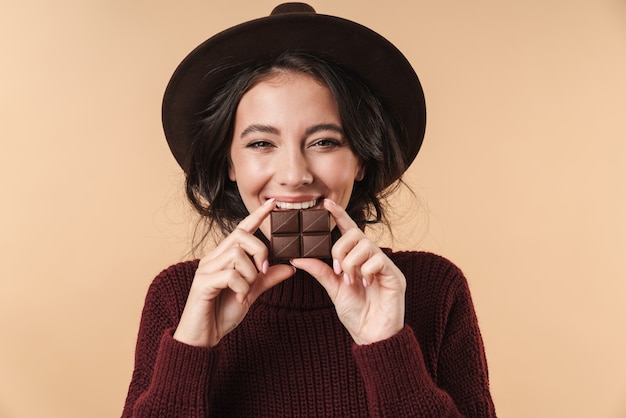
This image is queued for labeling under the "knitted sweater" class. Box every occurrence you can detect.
[122,250,496,417]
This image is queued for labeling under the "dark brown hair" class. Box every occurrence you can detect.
[185,52,408,246]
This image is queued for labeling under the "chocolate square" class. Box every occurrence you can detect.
[271,210,300,234]
[300,209,330,233]
[271,235,301,259]
[301,234,331,258]
[270,209,331,260]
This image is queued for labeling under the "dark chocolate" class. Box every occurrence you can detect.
[270,209,331,259]
[301,234,331,258]
[270,210,300,234]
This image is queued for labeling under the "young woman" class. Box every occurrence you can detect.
[122,4,496,417]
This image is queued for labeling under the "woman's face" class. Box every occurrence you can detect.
[229,71,363,238]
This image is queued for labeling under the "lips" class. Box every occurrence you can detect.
[274,198,318,210]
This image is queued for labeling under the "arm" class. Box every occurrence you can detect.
[283,200,496,416]
[122,200,294,417]
[293,198,496,417]
[352,255,496,417]
[121,262,219,418]
[434,271,496,417]
[353,326,461,417]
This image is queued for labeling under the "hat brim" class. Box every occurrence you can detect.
[162,9,426,173]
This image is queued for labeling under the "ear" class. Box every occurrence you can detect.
[355,162,365,181]
[228,163,236,182]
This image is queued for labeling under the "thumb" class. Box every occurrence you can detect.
[248,264,295,301]
[289,258,340,299]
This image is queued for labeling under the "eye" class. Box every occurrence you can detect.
[246,140,274,150]
[310,138,343,149]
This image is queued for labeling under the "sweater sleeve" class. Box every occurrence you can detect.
[121,261,218,418]
[351,252,496,417]
[352,325,463,417]
[434,270,496,417]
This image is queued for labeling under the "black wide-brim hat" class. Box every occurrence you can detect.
[163,2,426,175]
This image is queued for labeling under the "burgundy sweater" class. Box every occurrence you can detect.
[122,250,496,417]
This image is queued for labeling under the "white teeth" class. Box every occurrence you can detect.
[275,198,318,210]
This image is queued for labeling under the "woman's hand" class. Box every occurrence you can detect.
[173,198,295,348]
[290,199,406,345]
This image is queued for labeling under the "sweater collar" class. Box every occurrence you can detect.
[257,267,333,309]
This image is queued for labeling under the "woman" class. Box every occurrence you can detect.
[122,3,496,417]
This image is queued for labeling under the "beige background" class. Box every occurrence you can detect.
[1,0,625,417]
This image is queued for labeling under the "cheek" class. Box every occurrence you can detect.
[318,160,360,190]
[229,150,250,183]
[231,158,270,194]
[331,155,361,180]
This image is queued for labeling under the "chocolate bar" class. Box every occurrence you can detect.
[270,209,331,259]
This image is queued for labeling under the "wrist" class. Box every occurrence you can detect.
[352,323,404,346]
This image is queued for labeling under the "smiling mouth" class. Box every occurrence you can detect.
[274,198,318,210]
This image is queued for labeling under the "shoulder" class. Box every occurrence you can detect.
[151,259,200,287]
[382,249,472,310]
[383,250,481,356]
[382,249,466,287]
[148,259,199,293]
[143,260,200,316]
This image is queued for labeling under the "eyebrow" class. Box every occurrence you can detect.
[239,123,344,139]
[306,123,344,136]
[240,124,280,138]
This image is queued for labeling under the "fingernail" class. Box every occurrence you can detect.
[362,278,368,288]
[324,198,336,206]
[333,259,342,275]
[343,273,351,286]
[262,260,269,275]
[265,198,276,207]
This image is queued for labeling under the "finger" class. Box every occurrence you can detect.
[247,264,295,301]
[323,198,359,235]
[359,252,386,287]
[223,246,261,283]
[331,228,366,260]
[232,198,276,272]
[203,225,270,274]
[227,230,271,273]
[192,269,252,304]
[330,228,368,285]
[223,271,252,304]
[340,237,377,283]
[198,238,267,277]
[236,198,276,234]
[289,258,341,298]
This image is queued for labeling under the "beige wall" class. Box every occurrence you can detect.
[1,1,624,417]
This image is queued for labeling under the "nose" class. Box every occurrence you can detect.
[275,148,313,188]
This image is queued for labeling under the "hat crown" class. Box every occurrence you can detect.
[271,3,316,15]
[162,3,425,182]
